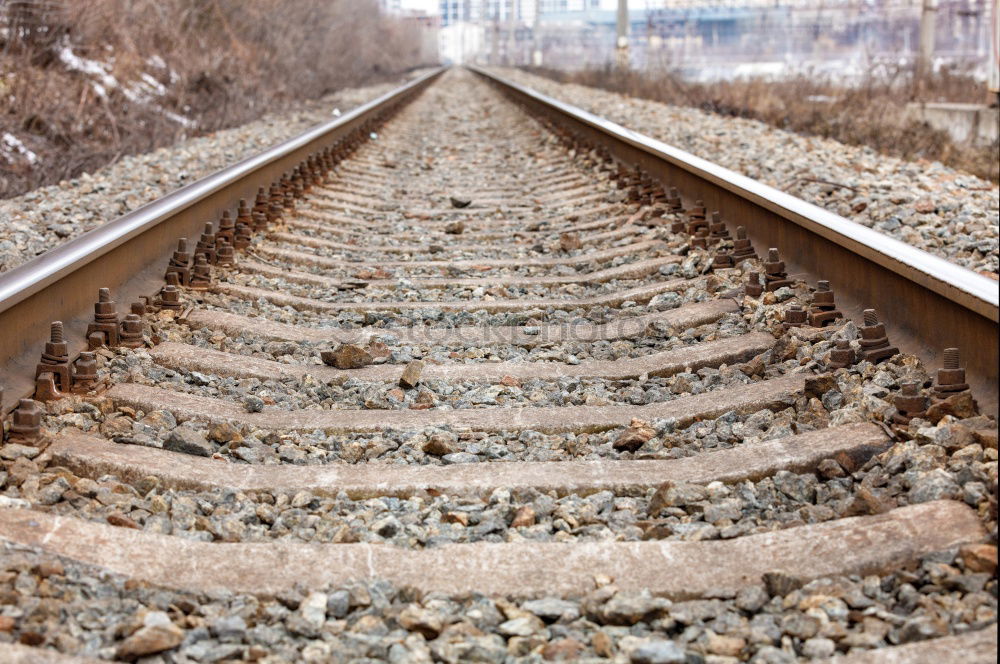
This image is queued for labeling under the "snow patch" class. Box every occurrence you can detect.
[139,73,167,97]
[163,110,196,128]
[58,42,120,93]
[123,72,168,104]
[59,41,194,128]
[1,132,39,165]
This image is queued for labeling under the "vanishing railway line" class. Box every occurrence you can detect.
[0,68,996,662]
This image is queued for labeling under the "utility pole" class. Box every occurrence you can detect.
[532,0,542,67]
[616,0,629,69]
[491,1,500,65]
[990,0,1000,105]
[505,0,516,66]
[916,0,938,94]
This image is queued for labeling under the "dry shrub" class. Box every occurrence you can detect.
[529,64,999,183]
[0,0,432,197]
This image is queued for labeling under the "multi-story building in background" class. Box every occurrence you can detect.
[390,0,997,81]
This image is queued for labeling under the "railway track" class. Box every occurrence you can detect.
[0,67,996,662]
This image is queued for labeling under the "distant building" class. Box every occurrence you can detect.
[429,0,996,79]
[440,0,481,26]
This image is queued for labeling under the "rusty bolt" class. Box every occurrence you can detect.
[763,248,794,291]
[72,352,99,394]
[808,280,844,327]
[35,321,70,393]
[216,238,236,267]
[237,198,252,228]
[859,309,899,364]
[189,254,212,290]
[708,211,731,244]
[34,372,61,402]
[253,187,268,217]
[711,249,734,270]
[827,339,856,370]
[86,287,119,350]
[686,201,708,235]
[268,198,283,224]
[159,284,183,311]
[234,222,252,251]
[690,227,710,249]
[8,398,43,444]
[731,226,757,262]
[813,281,835,306]
[130,301,146,316]
[252,210,268,232]
[893,381,928,424]
[688,199,706,220]
[119,313,145,348]
[165,238,191,286]
[217,210,236,246]
[933,347,969,398]
[783,304,808,329]
[745,271,763,298]
[195,223,217,265]
[666,187,683,213]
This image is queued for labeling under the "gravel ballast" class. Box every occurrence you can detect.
[0,72,430,274]
[1,68,996,664]
[494,68,999,277]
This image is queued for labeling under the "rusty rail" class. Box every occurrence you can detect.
[0,67,446,413]
[470,66,1000,416]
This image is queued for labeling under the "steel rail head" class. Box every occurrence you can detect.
[0,67,447,413]
[467,66,999,415]
[0,67,447,318]
[468,66,998,321]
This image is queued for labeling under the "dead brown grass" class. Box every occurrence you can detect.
[528,64,999,183]
[0,0,432,197]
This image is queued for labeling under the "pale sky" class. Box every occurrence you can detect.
[399,0,438,12]
[398,0,622,14]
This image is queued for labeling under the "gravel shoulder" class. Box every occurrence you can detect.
[0,70,432,274]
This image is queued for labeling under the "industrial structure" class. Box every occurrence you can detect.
[384,0,998,87]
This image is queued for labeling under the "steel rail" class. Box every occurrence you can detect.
[471,66,999,415]
[0,67,446,413]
